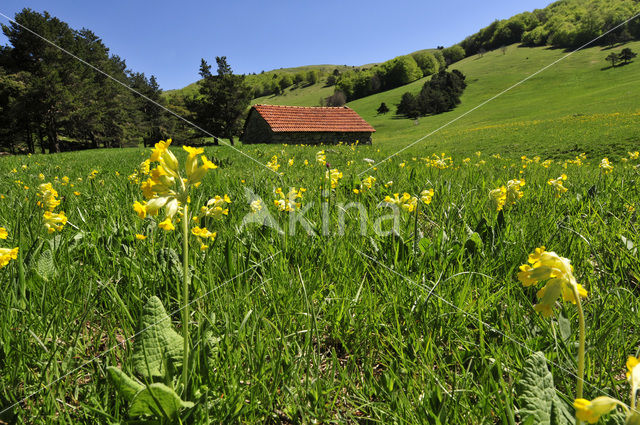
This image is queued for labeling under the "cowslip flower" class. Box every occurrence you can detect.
[0,227,7,239]
[326,168,343,189]
[266,155,280,172]
[599,158,613,174]
[250,199,263,212]
[547,174,568,197]
[158,218,175,232]
[489,186,507,211]
[573,397,627,424]
[0,247,19,269]
[518,246,587,317]
[420,189,434,205]
[628,356,640,398]
[316,150,326,164]
[629,151,639,160]
[191,226,217,250]
[37,183,61,212]
[43,211,68,233]
[135,234,147,240]
[384,193,417,212]
[505,179,525,205]
[360,176,376,191]
[199,195,232,220]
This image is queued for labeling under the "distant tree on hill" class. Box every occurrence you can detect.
[325,90,346,107]
[278,74,293,91]
[192,56,252,145]
[396,93,420,118]
[293,72,305,85]
[326,74,337,86]
[411,51,439,76]
[306,70,319,85]
[377,102,390,114]
[441,45,466,64]
[396,70,467,118]
[605,52,620,67]
[619,47,637,64]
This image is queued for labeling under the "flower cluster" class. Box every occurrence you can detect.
[198,195,232,220]
[38,182,68,233]
[274,187,305,212]
[384,193,418,212]
[420,189,434,205]
[326,168,343,189]
[547,174,568,197]
[518,246,587,317]
[266,155,280,172]
[191,226,217,250]
[354,176,376,194]
[0,227,18,270]
[316,150,326,165]
[133,140,217,232]
[128,159,151,184]
[599,157,613,174]
[489,179,525,211]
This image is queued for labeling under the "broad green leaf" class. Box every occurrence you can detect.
[620,235,637,256]
[557,314,571,342]
[131,296,183,379]
[129,383,194,418]
[516,352,574,425]
[106,366,143,402]
[36,249,55,281]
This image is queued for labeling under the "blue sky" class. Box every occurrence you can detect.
[0,1,552,90]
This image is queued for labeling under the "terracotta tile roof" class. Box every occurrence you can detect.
[251,104,375,133]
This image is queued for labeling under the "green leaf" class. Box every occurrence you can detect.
[557,314,571,342]
[36,249,55,281]
[131,296,183,380]
[129,383,194,419]
[106,366,144,402]
[516,352,574,425]
[620,235,637,256]
[464,232,483,256]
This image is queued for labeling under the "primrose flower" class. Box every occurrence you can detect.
[38,173,45,181]
[489,186,507,211]
[628,356,640,398]
[420,189,434,205]
[384,193,417,212]
[573,397,627,424]
[316,150,326,164]
[360,176,376,191]
[288,158,294,166]
[266,155,280,172]
[518,246,587,317]
[37,183,61,212]
[0,247,19,269]
[158,218,175,232]
[0,227,7,240]
[547,174,568,197]
[599,158,613,174]
[43,211,68,233]
[326,168,343,189]
[505,178,525,205]
[629,151,639,160]
[199,195,231,220]
[274,187,304,212]
[250,199,263,212]
[191,226,217,249]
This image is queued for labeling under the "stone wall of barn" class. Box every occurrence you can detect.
[270,132,372,145]
[241,111,273,144]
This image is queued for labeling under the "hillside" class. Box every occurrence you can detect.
[251,42,640,159]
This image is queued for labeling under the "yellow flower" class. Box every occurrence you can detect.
[325,168,343,189]
[399,162,406,168]
[288,158,294,166]
[38,173,45,180]
[250,200,263,212]
[599,157,613,174]
[547,174,568,198]
[266,155,280,172]
[316,150,326,164]
[489,186,507,211]
[88,169,99,180]
[573,397,626,424]
[158,218,175,232]
[37,183,61,212]
[360,176,376,191]
[0,227,7,239]
[135,234,147,240]
[627,356,640,398]
[518,247,587,317]
[629,151,639,160]
[73,191,80,196]
[133,201,147,219]
[420,189,434,205]
[505,179,525,205]
[0,247,19,269]
[43,211,68,233]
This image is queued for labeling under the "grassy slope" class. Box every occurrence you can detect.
[348,42,640,158]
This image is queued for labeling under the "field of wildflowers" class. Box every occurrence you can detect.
[0,142,639,423]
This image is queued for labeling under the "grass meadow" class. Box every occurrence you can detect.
[1,140,639,423]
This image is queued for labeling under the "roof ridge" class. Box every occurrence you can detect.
[254,104,350,110]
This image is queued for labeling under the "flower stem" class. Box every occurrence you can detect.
[573,284,586,400]
[181,203,190,397]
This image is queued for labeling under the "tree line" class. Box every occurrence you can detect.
[0,9,193,154]
[459,0,640,56]
[395,70,467,118]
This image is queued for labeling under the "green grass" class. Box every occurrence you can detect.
[0,143,639,423]
[2,42,640,424]
[346,42,640,159]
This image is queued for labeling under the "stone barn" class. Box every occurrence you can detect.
[241,104,375,145]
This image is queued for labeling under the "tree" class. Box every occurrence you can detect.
[306,70,319,85]
[193,56,252,145]
[619,48,637,64]
[411,51,439,76]
[397,70,467,118]
[325,90,346,107]
[293,72,305,85]
[605,52,619,67]
[376,102,390,115]
[396,92,419,118]
[441,45,466,65]
[278,74,293,91]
